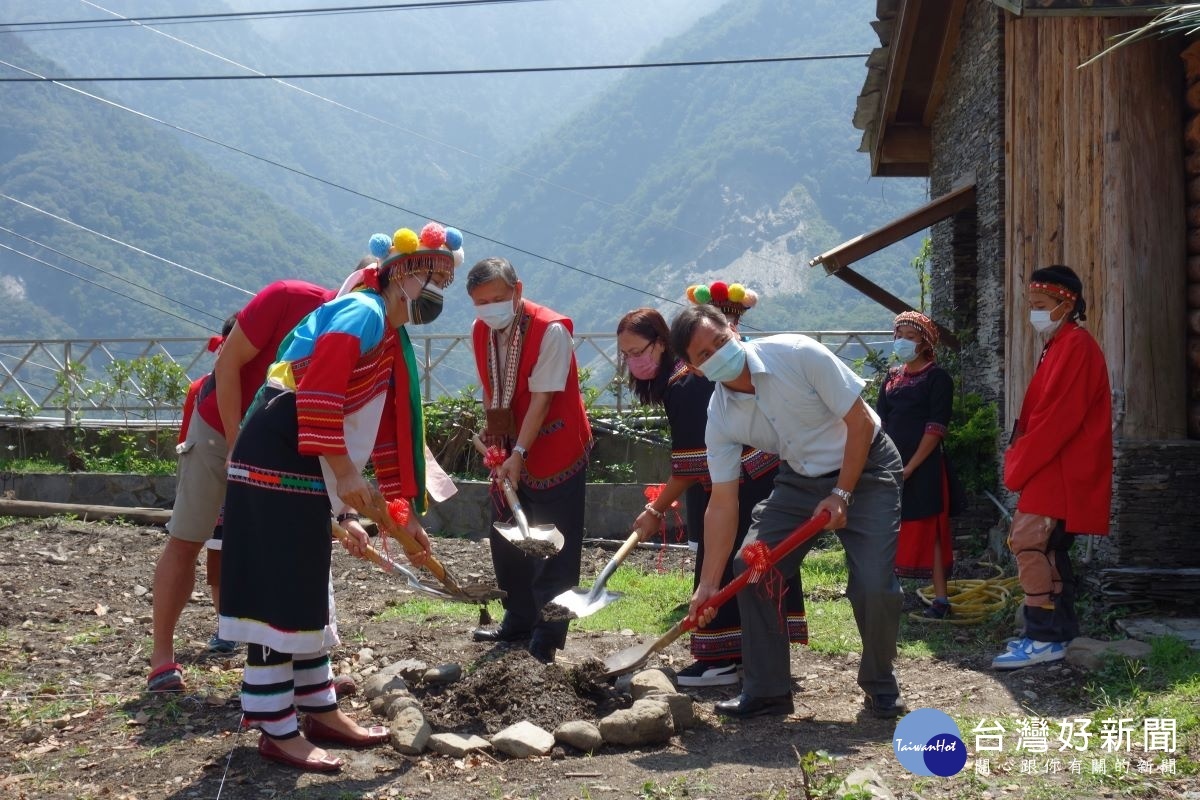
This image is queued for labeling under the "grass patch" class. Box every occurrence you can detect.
[0,457,65,473]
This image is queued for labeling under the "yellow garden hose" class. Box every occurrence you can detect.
[909,564,1024,625]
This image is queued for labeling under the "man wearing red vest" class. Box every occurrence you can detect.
[467,257,593,664]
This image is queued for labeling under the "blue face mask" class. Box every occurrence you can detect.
[892,338,919,363]
[699,338,747,384]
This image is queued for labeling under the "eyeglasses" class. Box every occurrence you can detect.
[620,340,655,359]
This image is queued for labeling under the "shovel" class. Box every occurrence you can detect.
[601,509,831,678]
[361,489,507,604]
[544,529,641,620]
[332,522,455,601]
[471,434,565,558]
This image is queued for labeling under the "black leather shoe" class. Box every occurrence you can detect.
[472,626,531,643]
[714,693,794,718]
[863,693,908,719]
[528,640,557,664]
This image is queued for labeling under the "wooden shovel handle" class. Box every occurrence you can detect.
[363,490,452,586]
[331,521,394,572]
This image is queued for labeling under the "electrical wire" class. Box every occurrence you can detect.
[0,192,252,298]
[1,0,554,31]
[0,60,687,310]
[0,53,872,83]
[0,241,214,332]
[0,225,227,325]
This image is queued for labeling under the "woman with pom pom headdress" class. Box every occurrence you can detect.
[218,221,463,771]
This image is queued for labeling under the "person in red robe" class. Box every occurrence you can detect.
[993,265,1112,670]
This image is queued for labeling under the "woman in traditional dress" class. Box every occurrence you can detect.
[876,311,957,619]
[218,223,463,771]
[620,285,806,688]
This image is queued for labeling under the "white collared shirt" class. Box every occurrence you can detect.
[706,335,881,482]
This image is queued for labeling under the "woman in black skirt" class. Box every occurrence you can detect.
[219,224,461,771]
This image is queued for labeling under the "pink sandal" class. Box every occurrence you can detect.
[147,662,185,693]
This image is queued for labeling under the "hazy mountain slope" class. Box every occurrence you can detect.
[0,39,352,337]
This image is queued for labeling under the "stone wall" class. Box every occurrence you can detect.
[928,0,1008,419]
[1106,440,1200,568]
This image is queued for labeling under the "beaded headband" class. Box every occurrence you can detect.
[1028,281,1078,304]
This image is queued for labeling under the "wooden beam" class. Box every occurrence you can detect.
[0,498,170,525]
[872,0,923,175]
[810,182,976,271]
[878,124,932,165]
[924,0,968,128]
[827,266,961,350]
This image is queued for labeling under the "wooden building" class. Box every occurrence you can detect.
[814,0,1200,590]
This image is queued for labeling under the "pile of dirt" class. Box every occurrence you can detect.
[417,649,624,735]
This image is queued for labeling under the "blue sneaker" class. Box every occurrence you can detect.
[991,637,1067,670]
[207,633,239,654]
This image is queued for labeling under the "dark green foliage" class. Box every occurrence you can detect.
[944,391,1000,494]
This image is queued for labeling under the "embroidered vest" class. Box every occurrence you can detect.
[472,300,592,485]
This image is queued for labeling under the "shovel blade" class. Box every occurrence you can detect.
[602,641,655,678]
[546,587,623,620]
[492,521,565,557]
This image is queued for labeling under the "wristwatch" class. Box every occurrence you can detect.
[512,444,528,460]
[830,487,853,507]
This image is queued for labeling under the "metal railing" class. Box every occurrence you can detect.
[0,331,892,424]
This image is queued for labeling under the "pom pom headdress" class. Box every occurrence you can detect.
[377,221,465,287]
[686,279,759,320]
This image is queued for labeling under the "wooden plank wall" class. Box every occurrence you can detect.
[1005,16,1186,439]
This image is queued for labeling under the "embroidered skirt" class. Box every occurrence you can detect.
[218,389,339,654]
[893,465,954,580]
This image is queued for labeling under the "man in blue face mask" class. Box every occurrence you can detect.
[669,304,905,720]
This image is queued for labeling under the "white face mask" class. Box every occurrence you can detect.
[476,297,517,331]
[1029,305,1064,336]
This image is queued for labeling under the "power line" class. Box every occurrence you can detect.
[0,54,872,83]
[75,0,802,281]
[0,242,215,332]
[0,191,253,297]
[0,60,690,311]
[1,0,553,31]
[0,225,228,325]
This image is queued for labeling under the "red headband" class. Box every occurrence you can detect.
[1028,281,1078,304]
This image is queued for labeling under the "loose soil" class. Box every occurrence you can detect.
[0,517,1191,799]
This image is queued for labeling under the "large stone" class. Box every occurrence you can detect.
[428,732,491,757]
[389,706,431,755]
[491,721,555,758]
[390,658,430,684]
[422,663,463,685]
[1066,637,1153,671]
[645,692,695,730]
[599,698,674,747]
[629,668,675,700]
[553,720,603,752]
[836,767,895,800]
[362,661,409,700]
[370,690,420,719]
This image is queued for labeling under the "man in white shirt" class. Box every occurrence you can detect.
[670,304,905,718]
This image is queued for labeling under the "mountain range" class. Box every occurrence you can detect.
[1,0,926,351]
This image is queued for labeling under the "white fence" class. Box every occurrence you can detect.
[0,331,892,424]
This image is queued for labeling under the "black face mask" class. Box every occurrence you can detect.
[405,277,445,325]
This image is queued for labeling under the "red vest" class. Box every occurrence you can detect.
[472,300,592,487]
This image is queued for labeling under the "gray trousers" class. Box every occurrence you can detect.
[736,434,903,698]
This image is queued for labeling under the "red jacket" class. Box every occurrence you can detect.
[472,300,592,488]
[1004,323,1112,534]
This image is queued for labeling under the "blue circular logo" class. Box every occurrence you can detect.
[892,708,967,777]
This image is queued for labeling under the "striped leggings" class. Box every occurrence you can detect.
[242,644,337,739]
